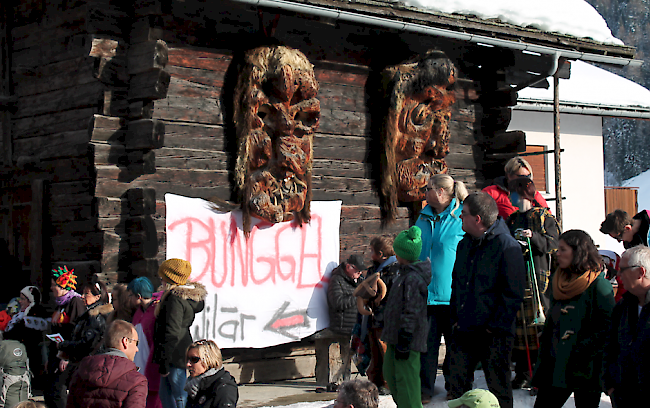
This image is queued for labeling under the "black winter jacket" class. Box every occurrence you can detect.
[603,290,650,393]
[59,302,114,363]
[187,368,238,408]
[450,217,526,335]
[153,282,207,374]
[327,263,359,336]
[381,259,431,353]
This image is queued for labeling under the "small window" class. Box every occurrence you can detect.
[525,145,548,193]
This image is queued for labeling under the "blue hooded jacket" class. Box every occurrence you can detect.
[415,198,465,305]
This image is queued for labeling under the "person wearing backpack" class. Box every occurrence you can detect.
[0,339,31,408]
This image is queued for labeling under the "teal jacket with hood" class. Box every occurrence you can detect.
[415,198,464,305]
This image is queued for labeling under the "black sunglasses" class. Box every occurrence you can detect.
[187,355,201,364]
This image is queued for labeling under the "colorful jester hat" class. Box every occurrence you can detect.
[52,266,78,291]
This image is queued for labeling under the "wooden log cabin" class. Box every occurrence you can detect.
[0,0,637,382]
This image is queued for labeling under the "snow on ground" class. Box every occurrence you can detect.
[402,0,622,45]
[258,371,614,408]
[624,169,650,211]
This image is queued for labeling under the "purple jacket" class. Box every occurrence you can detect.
[133,291,163,393]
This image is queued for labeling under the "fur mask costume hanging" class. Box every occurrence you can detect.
[234,46,321,234]
[380,50,457,219]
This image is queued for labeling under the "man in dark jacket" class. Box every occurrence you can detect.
[316,254,365,390]
[604,245,650,407]
[67,319,147,408]
[448,192,525,408]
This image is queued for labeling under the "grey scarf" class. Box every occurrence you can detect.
[184,367,219,399]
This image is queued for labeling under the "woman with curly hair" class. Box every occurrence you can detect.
[532,230,615,408]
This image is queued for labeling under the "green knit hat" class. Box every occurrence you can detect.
[393,226,422,262]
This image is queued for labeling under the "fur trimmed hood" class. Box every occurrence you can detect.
[88,303,114,317]
[155,281,207,317]
[167,281,207,302]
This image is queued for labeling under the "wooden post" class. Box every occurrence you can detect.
[553,69,562,230]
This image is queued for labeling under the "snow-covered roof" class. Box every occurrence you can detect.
[403,0,622,45]
[624,170,650,211]
[515,60,650,118]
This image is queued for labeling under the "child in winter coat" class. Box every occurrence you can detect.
[381,226,431,408]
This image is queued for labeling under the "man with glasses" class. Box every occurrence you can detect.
[600,208,650,248]
[67,320,147,408]
[604,245,650,408]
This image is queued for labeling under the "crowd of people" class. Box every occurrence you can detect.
[326,156,647,408]
[0,259,237,408]
[1,155,648,408]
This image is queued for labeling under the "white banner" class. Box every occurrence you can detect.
[165,194,341,348]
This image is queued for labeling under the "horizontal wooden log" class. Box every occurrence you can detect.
[50,232,104,258]
[14,57,96,97]
[89,114,126,144]
[340,218,410,235]
[153,95,222,124]
[129,69,171,101]
[128,40,169,75]
[12,6,87,51]
[164,65,224,89]
[92,143,126,165]
[14,130,90,164]
[126,119,164,149]
[7,157,94,187]
[50,203,95,222]
[49,193,93,208]
[163,122,226,150]
[13,33,92,68]
[49,180,94,196]
[167,47,232,72]
[15,81,104,119]
[51,219,99,235]
[341,205,409,220]
[129,258,160,281]
[97,197,123,218]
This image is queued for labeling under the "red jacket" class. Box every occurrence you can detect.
[66,351,148,408]
[483,178,550,219]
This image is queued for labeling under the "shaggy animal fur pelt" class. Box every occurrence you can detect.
[380,50,457,220]
[233,46,320,234]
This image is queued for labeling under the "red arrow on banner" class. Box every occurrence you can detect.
[264,301,309,340]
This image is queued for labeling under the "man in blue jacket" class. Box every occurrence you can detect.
[448,192,525,408]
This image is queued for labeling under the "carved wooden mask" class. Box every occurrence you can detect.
[380,51,457,218]
[234,46,320,233]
